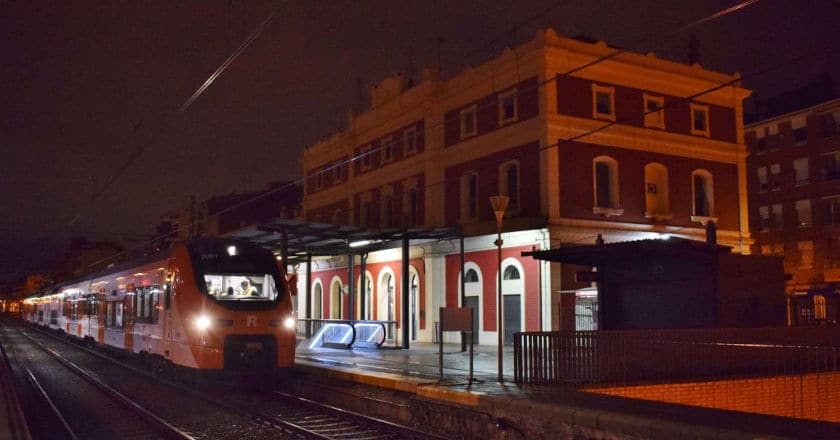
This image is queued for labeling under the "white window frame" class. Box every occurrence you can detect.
[498,89,518,125]
[591,84,616,121]
[643,94,665,129]
[404,126,417,155]
[460,105,477,139]
[592,156,622,216]
[690,169,717,224]
[690,103,710,137]
[381,136,393,164]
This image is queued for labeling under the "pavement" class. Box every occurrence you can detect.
[294,341,840,440]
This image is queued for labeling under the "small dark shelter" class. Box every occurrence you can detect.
[524,237,786,330]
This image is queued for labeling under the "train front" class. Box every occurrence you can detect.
[182,239,296,371]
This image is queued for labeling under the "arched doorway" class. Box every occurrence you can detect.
[409,268,420,341]
[501,259,525,346]
[313,281,323,319]
[461,264,482,344]
[378,270,396,340]
[356,271,373,320]
[330,278,342,319]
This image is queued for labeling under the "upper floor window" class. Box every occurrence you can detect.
[770,163,781,191]
[503,266,521,280]
[643,94,665,129]
[792,116,807,146]
[360,145,373,171]
[798,240,814,268]
[500,161,520,214]
[690,103,710,137]
[771,203,783,229]
[460,105,477,139]
[592,84,615,121]
[313,170,324,191]
[460,173,479,221]
[757,166,768,193]
[381,136,393,164]
[691,170,714,218]
[793,158,809,186]
[498,89,518,125]
[758,206,770,231]
[644,163,670,219]
[814,295,827,319]
[593,156,620,214]
[334,161,344,183]
[795,199,812,228]
[360,200,371,228]
[404,127,418,155]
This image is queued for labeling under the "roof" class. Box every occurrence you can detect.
[522,237,731,266]
[224,218,461,259]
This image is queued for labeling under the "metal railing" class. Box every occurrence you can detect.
[513,327,840,385]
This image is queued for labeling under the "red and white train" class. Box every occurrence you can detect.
[23,238,296,370]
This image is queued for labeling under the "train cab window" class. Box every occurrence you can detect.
[203,273,277,302]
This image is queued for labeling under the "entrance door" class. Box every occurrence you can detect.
[503,294,521,346]
[464,296,479,343]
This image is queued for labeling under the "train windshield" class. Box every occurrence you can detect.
[203,274,277,302]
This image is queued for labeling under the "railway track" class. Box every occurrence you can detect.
[17,321,442,440]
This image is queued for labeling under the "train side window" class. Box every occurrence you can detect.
[106,302,114,327]
[164,283,171,310]
[115,303,123,327]
[152,291,160,324]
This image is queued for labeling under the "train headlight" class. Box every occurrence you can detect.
[282,316,296,329]
[195,315,211,330]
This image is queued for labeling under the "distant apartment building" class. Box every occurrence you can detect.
[300,29,751,343]
[746,97,840,325]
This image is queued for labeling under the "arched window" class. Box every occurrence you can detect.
[692,170,714,218]
[593,156,619,210]
[503,266,520,280]
[464,269,479,283]
[644,163,670,219]
[500,161,520,213]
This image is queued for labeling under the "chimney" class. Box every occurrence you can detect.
[706,220,717,246]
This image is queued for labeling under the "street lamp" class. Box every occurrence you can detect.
[489,195,509,382]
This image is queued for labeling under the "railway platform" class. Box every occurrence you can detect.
[295,342,840,440]
[0,344,32,440]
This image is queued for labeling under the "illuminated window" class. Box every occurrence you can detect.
[760,244,771,255]
[404,127,417,155]
[460,105,477,139]
[691,170,714,218]
[592,84,615,120]
[498,89,518,125]
[593,156,620,212]
[500,161,520,214]
[814,295,826,320]
[461,173,479,221]
[690,103,710,137]
[773,243,784,256]
[381,136,393,163]
[758,206,769,231]
[643,94,665,129]
[795,199,811,228]
[644,163,670,219]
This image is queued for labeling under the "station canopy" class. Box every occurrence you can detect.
[224,218,461,261]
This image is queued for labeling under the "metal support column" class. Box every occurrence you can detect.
[347,254,355,320]
[460,235,467,352]
[280,229,289,275]
[401,235,410,349]
[305,253,312,338]
[359,253,367,320]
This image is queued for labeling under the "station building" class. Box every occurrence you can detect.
[296,29,752,345]
[746,96,840,325]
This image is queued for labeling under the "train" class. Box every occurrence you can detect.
[22,238,296,370]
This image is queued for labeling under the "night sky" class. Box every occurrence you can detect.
[1,1,838,283]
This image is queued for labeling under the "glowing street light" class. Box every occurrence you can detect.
[489,195,509,382]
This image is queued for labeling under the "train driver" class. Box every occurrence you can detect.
[239,279,258,296]
[206,279,217,296]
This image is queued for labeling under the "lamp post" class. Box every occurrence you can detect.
[490,195,509,382]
